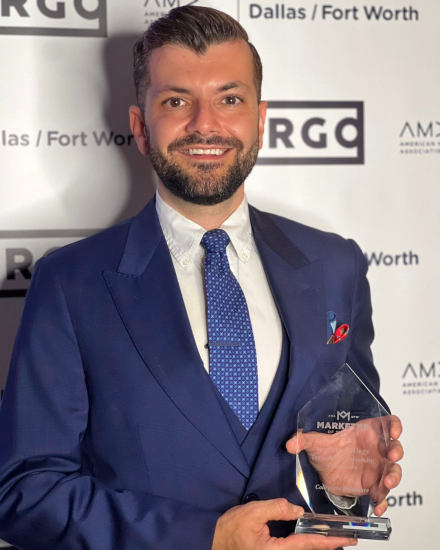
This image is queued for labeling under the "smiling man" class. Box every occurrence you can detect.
[0,6,403,550]
[129,33,266,228]
[138,43,261,206]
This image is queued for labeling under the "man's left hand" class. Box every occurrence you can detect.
[286,415,403,516]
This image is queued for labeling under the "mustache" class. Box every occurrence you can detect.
[167,135,243,151]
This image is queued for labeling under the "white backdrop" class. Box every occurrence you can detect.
[1,1,439,548]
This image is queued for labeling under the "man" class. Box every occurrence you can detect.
[0,6,402,550]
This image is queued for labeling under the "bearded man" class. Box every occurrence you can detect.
[0,6,403,550]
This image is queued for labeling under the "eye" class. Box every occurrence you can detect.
[222,96,242,105]
[164,97,187,108]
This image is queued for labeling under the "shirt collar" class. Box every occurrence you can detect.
[155,189,253,270]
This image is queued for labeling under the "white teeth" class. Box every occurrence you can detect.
[186,148,225,156]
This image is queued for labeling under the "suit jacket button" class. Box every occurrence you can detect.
[244,493,260,503]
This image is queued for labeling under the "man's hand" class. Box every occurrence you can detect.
[286,415,403,517]
[212,498,357,550]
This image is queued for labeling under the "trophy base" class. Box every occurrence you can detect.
[295,513,391,540]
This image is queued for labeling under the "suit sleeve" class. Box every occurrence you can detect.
[346,239,383,397]
[0,257,221,550]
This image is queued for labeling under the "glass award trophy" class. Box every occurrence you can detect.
[294,363,392,540]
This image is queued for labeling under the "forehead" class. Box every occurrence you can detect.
[147,41,255,93]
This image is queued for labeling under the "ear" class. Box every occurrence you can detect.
[129,105,150,156]
[258,101,268,150]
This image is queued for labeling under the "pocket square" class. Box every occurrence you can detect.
[326,309,337,341]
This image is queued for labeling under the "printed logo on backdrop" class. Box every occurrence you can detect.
[401,361,440,397]
[387,492,423,508]
[364,251,419,267]
[399,120,440,155]
[144,0,240,26]
[257,101,364,165]
[248,3,419,21]
[0,0,107,37]
[0,230,99,298]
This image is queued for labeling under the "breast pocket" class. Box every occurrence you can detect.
[321,339,348,365]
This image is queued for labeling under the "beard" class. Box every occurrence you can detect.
[147,130,260,206]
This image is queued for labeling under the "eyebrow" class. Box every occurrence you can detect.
[217,81,251,93]
[154,81,251,97]
[154,85,192,97]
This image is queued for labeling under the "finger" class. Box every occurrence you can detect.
[286,432,316,454]
[286,434,298,454]
[374,497,389,517]
[278,533,357,549]
[384,462,402,490]
[250,498,304,524]
[388,439,404,463]
[390,415,402,440]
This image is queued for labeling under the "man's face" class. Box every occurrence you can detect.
[130,40,267,205]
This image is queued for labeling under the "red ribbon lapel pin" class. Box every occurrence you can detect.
[327,324,350,345]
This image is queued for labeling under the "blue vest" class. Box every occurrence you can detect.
[212,328,295,537]
[214,328,363,542]
[213,327,290,471]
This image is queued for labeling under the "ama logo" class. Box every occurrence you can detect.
[144,1,240,25]
[402,361,440,397]
[144,0,199,6]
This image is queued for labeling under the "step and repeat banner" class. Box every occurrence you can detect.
[0,1,438,548]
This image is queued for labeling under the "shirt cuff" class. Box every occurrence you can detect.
[325,490,358,512]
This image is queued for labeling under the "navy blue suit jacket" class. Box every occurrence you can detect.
[0,199,380,550]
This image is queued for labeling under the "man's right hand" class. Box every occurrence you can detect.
[212,498,357,550]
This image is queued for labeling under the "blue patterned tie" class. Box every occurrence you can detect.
[201,229,258,430]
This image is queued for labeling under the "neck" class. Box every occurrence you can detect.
[157,182,245,230]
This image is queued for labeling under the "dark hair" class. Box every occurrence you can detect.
[133,6,263,114]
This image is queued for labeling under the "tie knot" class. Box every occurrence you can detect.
[201,229,231,255]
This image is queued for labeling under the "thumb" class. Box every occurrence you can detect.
[285,433,301,455]
[286,432,317,455]
[252,498,304,524]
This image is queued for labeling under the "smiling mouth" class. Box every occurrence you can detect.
[179,148,231,158]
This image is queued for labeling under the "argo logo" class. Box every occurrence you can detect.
[0,0,107,37]
[257,101,364,165]
[0,230,98,298]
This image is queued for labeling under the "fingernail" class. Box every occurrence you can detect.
[292,505,304,515]
[349,540,358,546]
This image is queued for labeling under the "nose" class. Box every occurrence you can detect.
[185,100,222,136]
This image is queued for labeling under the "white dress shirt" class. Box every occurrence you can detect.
[155,190,283,409]
[157,192,356,509]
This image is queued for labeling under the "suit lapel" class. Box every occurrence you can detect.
[250,206,326,395]
[247,207,327,490]
[104,199,249,477]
